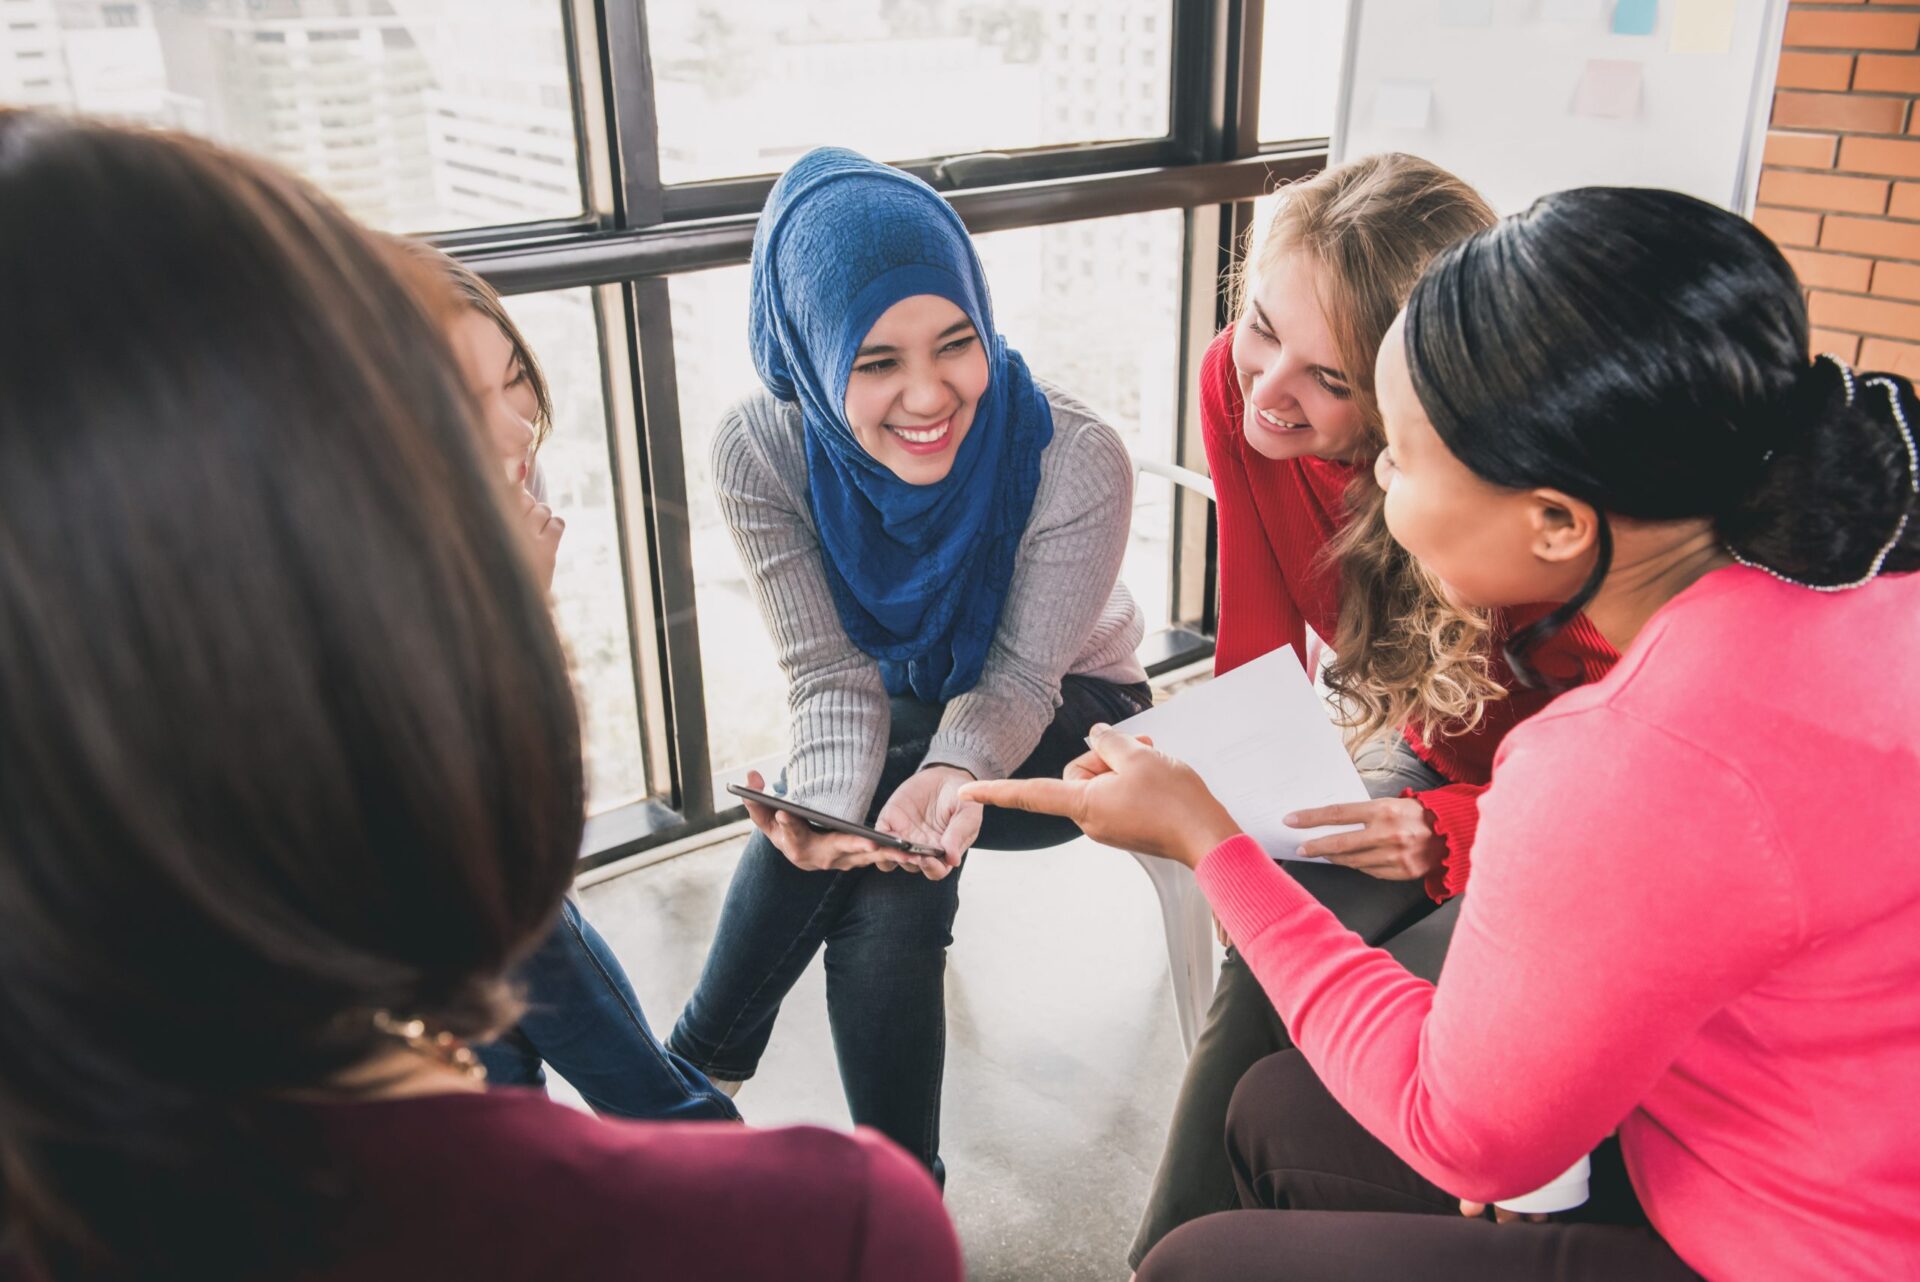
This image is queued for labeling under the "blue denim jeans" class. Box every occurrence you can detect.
[669,674,1154,1182]
[478,897,739,1122]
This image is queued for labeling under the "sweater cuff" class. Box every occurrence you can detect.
[920,735,1001,787]
[1409,784,1482,903]
[1195,834,1324,946]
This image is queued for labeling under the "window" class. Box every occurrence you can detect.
[5,1,586,235]
[646,1,1175,186]
[501,289,652,815]
[1260,0,1344,143]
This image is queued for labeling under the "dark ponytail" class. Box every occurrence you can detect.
[1402,186,1920,681]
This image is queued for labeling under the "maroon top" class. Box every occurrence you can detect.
[5,1090,962,1282]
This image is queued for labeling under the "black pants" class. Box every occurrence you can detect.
[1137,1050,1701,1282]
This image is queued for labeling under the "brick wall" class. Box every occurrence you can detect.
[1756,3,1920,375]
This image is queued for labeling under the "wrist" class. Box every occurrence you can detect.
[921,762,976,782]
[1180,814,1243,870]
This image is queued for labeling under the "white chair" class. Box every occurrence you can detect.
[1129,458,1220,1055]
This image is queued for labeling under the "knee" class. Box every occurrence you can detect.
[1134,1214,1237,1282]
[1224,1049,1330,1175]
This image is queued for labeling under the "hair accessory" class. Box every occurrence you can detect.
[372,1010,486,1081]
[1822,351,1859,408]
[1729,371,1917,591]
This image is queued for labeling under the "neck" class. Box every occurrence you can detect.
[1583,521,1731,653]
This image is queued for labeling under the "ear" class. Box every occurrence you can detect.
[1526,488,1601,566]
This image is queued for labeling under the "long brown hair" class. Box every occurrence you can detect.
[1237,153,1504,741]
[394,238,556,453]
[0,111,583,1280]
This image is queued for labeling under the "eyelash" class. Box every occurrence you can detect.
[854,334,977,377]
[507,366,529,389]
[1247,316,1351,400]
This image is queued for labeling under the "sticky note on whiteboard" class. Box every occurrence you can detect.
[1611,0,1658,35]
[1670,0,1734,52]
[1573,59,1643,117]
[1373,80,1433,130]
[1439,0,1495,25]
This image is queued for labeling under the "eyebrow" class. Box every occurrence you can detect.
[855,319,976,358]
[1251,302,1349,383]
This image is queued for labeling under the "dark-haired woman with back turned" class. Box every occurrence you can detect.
[0,109,959,1282]
[966,187,1920,1280]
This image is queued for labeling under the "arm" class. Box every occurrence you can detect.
[711,409,888,821]
[923,413,1137,783]
[1199,330,1308,675]
[1203,711,1802,1201]
[1408,781,1486,902]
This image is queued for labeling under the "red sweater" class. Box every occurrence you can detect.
[1199,566,1920,1280]
[1201,326,1616,897]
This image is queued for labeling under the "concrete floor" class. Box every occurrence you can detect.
[577,827,1213,1282]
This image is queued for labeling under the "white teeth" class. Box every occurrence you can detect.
[892,422,948,444]
[1259,407,1308,431]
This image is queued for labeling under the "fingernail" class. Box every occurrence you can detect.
[1282,812,1299,825]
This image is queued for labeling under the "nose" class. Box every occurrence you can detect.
[493,401,535,459]
[898,367,954,420]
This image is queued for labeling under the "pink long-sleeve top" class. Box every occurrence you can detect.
[1199,565,1920,1281]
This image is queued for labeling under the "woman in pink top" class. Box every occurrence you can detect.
[0,112,959,1282]
[967,187,1920,1280]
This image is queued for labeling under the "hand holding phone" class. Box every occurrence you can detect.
[728,775,949,876]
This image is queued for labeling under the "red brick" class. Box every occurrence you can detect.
[1809,289,1920,339]
[1821,213,1920,258]
[1860,336,1920,376]
[1811,329,1864,364]
[1755,205,1825,246]
[1767,130,1839,167]
[1852,53,1920,92]
[1772,90,1906,133]
[1892,181,1920,217]
[1839,134,1920,176]
[1756,169,1889,213]
[1777,51,1855,90]
[1784,10,1920,50]
[1873,258,1920,298]
[1784,247,1875,290]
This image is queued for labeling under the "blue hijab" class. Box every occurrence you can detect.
[749,147,1053,703]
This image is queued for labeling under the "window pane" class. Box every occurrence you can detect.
[675,208,1185,782]
[648,1,1174,186]
[2,1,585,233]
[1260,0,1344,143]
[504,289,650,815]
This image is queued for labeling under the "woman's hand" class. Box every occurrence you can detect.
[958,726,1241,868]
[875,766,979,874]
[517,487,565,592]
[738,771,920,874]
[1458,1199,1549,1226]
[1288,798,1446,881]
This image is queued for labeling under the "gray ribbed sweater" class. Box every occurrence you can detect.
[712,383,1146,820]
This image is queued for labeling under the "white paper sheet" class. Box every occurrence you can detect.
[1113,649,1369,861]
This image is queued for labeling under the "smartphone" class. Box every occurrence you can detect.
[725,782,946,861]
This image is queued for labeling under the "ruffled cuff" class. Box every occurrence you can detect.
[1408,782,1485,903]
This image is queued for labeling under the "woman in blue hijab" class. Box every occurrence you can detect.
[669,148,1150,1181]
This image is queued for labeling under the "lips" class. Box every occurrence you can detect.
[886,416,953,456]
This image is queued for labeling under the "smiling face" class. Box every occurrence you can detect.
[842,293,989,485]
[1230,249,1370,464]
[1375,313,1595,611]
[448,307,539,488]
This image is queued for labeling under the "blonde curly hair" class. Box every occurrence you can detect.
[1236,154,1505,743]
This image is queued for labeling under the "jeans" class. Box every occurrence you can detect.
[477,897,739,1122]
[1126,734,1458,1268]
[669,674,1154,1182]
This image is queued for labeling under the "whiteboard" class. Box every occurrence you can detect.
[1331,0,1788,215]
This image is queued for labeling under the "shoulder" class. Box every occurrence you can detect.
[1034,379,1132,492]
[711,389,807,498]
[1199,325,1240,442]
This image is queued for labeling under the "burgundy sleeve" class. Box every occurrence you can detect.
[850,1130,964,1281]
[1408,781,1485,902]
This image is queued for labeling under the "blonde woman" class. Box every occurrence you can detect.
[1124,154,1617,1269]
